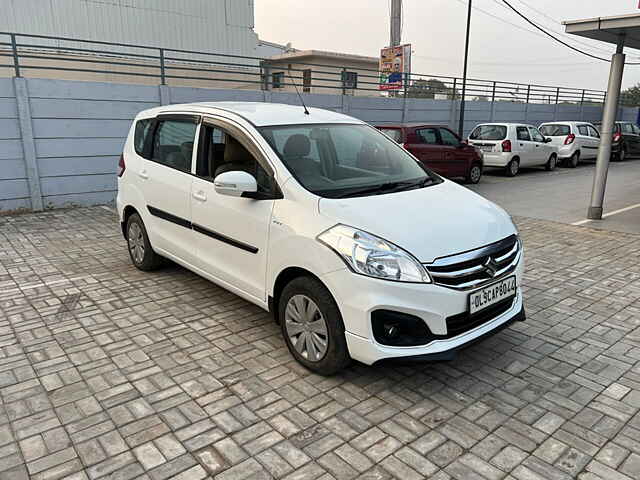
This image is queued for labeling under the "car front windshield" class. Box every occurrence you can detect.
[260,123,440,198]
[469,125,507,141]
[540,124,570,136]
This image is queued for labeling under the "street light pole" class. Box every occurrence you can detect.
[458,0,472,138]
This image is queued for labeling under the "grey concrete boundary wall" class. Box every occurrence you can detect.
[0,77,637,212]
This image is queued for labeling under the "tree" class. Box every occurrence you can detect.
[621,84,640,106]
[407,79,458,99]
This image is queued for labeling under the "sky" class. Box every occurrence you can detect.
[255,0,640,93]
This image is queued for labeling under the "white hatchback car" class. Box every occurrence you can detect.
[468,123,559,176]
[117,102,525,375]
[539,122,600,168]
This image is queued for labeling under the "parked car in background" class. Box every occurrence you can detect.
[117,102,525,375]
[539,121,600,168]
[593,121,640,161]
[467,123,558,177]
[375,124,484,184]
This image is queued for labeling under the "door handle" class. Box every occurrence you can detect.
[138,170,149,180]
[192,191,207,202]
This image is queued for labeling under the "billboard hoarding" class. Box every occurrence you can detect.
[379,44,411,91]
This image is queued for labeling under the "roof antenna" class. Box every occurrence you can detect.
[286,68,310,115]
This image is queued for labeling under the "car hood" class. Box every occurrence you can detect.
[318,181,516,264]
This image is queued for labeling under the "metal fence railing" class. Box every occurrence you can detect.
[0,31,608,105]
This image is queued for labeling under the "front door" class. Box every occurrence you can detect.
[191,119,276,302]
[515,126,535,166]
[408,127,445,173]
[528,126,549,165]
[438,127,471,177]
[139,115,199,265]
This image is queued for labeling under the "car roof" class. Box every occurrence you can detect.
[375,123,448,129]
[540,121,594,125]
[138,102,363,127]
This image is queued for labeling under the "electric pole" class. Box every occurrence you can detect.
[458,0,472,138]
[390,0,402,46]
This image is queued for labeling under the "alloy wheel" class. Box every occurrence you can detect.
[284,295,329,362]
[128,222,145,264]
[510,160,519,176]
[470,166,482,183]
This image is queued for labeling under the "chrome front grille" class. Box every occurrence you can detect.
[424,235,521,290]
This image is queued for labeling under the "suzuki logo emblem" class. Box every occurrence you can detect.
[483,257,498,277]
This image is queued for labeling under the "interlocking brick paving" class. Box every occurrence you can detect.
[0,206,639,479]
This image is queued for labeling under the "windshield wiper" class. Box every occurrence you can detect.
[333,178,436,198]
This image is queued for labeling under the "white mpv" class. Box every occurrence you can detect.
[468,123,559,177]
[117,102,525,375]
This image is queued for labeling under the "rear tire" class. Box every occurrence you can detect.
[545,154,558,171]
[465,163,483,184]
[126,213,163,271]
[505,159,519,177]
[616,146,627,162]
[279,276,350,376]
[568,151,579,168]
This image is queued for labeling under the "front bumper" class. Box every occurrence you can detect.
[321,258,525,365]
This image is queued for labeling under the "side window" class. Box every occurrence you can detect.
[197,125,271,192]
[517,127,531,141]
[416,128,438,145]
[439,128,461,147]
[577,125,589,136]
[134,119,153,158]
[622,123,634,133]
[588,126,600,138]
[151,120,197,172]
[633,124,640,135]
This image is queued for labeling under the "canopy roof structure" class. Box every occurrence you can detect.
[563,13,640,50]
[563,13,640,220]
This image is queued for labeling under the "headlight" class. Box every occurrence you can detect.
[317,225,431,283]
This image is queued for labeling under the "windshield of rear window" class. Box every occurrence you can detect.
[469,125,507,140]
[378,128,402,143]
[540,124,570,136]
[260,123,441,198]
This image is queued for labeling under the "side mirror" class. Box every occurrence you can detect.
[544,137,552,143]
[214,170,257,198]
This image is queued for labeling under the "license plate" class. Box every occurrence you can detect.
[469,276,517,314]
[480,146,494,152]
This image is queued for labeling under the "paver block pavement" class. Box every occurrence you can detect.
[0,207,639,479]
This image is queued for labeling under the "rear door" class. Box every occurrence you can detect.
[621,122,640,153]
[139,114,199,265]
[585,125,600,159]
[438,127,470,177]
[631,124,640,153]
[576,124,591,156]
[406,127,445,173]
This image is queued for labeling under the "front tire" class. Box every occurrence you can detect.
[279,276,350,375]
[126,213,163,271]
[465,163,483,184]
[505,159,519,177]
[545,154,558,171]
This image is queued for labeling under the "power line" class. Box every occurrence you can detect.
[504,0,629,56]
[499,0,640,65]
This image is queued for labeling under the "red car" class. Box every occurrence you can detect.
[375,124,484,184]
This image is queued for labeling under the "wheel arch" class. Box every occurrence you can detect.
[269,266,326,323]
[121,205,140,238]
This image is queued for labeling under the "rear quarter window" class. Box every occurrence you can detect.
[540,124,570,136]
[134,118,154,158]
[469,125,507,141]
